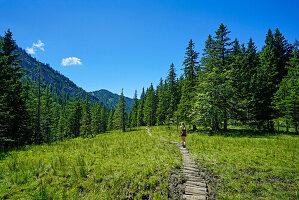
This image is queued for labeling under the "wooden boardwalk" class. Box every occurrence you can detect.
[146,128,207,200]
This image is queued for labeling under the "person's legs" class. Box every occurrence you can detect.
[181,136,186,147]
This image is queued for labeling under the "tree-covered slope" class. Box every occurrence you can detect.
[9,36,134,110]
[13,46,99,103]
[89,89,134,112]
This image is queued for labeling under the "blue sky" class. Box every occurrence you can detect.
[0,0,298,98]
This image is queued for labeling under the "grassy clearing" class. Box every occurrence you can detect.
[151,125,299,199]
[0,128,183,199]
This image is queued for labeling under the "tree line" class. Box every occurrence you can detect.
[125,24,298,133]
[1,24,298,149]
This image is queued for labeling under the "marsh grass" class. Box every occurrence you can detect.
[151,125,299,199]
[0,128,182,199]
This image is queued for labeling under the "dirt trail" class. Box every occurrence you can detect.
[146,128,207,200]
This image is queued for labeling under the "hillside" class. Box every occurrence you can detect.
[2,35,133,109]
[89,89,134,112]
[13,46,99,103]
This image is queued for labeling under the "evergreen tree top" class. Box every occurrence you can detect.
[167,63,177,84]
[232,38,241,55]
[215,24,231,44]
[0,29,16,56]
[140,87,145,100]
[133,90,138,100]
[265,29,274,47]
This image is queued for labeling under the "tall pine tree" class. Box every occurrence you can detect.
[273,41,299,133]
[113,89,126,132]
[0,29,29,147]
[128,90,138,128]
[156,79,167,125]
[143,84,157,126]
[177,39,199,129]
[137,88,145,126]
[107,107,115,131]
[166,63,179,123]
[80,95,91,137]
[214,24,232,130]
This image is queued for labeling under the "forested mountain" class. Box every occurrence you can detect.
[10,37,134,109]
[1,35,134,108]
[89,89,134,112]
[12,43,99,103]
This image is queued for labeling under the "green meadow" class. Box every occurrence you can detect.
[1,126,298,199]
[150,126,299,199]
[0,128,183,199]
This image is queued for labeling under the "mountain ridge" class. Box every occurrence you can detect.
[89,89,134,112]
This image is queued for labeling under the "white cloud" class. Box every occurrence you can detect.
[26,47,35,54]
[33,40,45,51]
[61,57,82,66]
[26,40,45,54]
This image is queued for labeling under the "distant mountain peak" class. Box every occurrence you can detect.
[89,89,134,112]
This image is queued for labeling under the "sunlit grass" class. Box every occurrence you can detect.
[0,127,183,199]
[151,125,299,199]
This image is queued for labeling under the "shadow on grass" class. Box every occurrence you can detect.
[188,128,298,138]
[0,145,30,161]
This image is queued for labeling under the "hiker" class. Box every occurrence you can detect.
[180,122,187,147]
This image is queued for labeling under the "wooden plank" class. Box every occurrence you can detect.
[182,194,206,200]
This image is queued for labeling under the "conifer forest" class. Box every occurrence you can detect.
[0,23,298,199]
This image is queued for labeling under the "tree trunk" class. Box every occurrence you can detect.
[192,124,197,131]
[223,109,227,131]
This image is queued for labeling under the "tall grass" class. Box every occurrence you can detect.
[151,125,299,199]
[0,128,182,199]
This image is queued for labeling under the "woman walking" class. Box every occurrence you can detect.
[180,122,187,147]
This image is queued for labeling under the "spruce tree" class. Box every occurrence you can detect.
[80,95,91,137]
[273,42,299,133]
[137,88,145,126]
[252,29,278,130]
[228,38,248,123]
[0,29,29,146]
[177,39,199,129]
[91,102,101,135]
[107,107,115,130]
[56,110,66,141]
[41,85,55,143]
[113,89,126,132]
[166,63,179,122]
[128,90,138,127]
[192,34,220,131]
[273,28,292,85]
[34,65,42,144]
[243,39,259,124]
[100,105,107,132]
[143,84,157,126]
[67,100,82,138]
[214,23,232,130]
[156,79,167,125]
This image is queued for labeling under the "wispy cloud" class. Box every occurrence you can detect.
[61,57,82,66]
[33,40,45,51]
[26,47,35,54]
[26,40,45,54]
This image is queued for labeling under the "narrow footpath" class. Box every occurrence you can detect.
[146,128,207,200]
